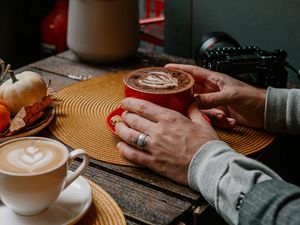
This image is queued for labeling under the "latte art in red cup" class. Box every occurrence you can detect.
[132,71,178,91]
[124,67,195,114]
[137,71,178,89]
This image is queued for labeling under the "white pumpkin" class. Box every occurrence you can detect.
[0,71,47,115]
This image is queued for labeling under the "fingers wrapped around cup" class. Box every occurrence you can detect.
[115,116,151,152]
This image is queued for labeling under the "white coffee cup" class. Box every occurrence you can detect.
[0,137,90,216]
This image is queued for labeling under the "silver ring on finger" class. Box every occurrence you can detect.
[135,133,148,151]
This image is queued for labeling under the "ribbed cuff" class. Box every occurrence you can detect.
[188,140,237,207]
[265,87,288,132]
[188,140,282,225]
[265,87,300,134]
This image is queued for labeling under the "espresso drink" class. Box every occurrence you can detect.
[0,138,67,174]
[125,67,194,94]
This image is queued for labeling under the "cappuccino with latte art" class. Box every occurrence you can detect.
[124,67,195,114]
[0,137,90,216]
[124,67,194,94]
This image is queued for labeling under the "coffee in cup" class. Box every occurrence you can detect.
[123,67,195,114]
[0,137,90,216]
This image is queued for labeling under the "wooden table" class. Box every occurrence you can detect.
[14,49,212,225]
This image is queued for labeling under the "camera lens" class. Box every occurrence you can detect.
[194,31,240,66]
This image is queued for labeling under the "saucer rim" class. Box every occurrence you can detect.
[61,171,93,225]
[106,106,125,135]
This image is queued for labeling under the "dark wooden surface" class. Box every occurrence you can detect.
[15,49,209,225]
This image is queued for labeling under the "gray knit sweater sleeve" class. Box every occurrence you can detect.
[265,87,300,134]
[239,180,300,225]
[188,87,300,225]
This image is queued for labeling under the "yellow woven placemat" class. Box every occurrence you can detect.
[49,71,135,166]
[77,179,126,225]
[215,126,275,155]
[49,71,276,166]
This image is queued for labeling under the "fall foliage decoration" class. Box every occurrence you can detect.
[0,59,56,138]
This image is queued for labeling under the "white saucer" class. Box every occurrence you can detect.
[0,171,92,225]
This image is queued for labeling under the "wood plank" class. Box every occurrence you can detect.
[30,54,144,77]
[88,159,201,202]
[29,56,109,78]
[71,161,193,225]
[126,220,144,225]
[29,51,195,82]
[57,49,195,66]
[15,66,77,92]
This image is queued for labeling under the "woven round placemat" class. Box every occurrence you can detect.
[49,71,135,166]
[49,71,276,166]
[77,179,126,225]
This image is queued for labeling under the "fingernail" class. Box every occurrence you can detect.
[120,99,125,107]
[116,142,122,149]
[121,111,126,118]
[121,97,130,104]
[228,118,236,125]
[217,113,223,119]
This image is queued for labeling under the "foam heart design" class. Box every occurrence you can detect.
[20,147,45,166]
[25,146,39,156]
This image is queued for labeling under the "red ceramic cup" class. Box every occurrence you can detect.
[123,67,195,115]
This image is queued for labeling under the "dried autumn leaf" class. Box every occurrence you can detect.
[9,95,53,133]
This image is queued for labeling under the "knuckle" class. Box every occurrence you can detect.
[157,110,172,121]
[164,111,180,123]
[128,132,137,145]
[114,122,124,134]
[123,112,142,131]
[125,149,138,161]
[122,148,147,165]
[128,116,139,129]
[137,102,147,115]
[195,95,204,106]
[118,144,138,161]
[153,126,165,138]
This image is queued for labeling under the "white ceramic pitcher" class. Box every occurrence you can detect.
[67,0,139,63]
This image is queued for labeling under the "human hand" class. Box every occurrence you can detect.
[115,97,219,185]
[165,64,267,129]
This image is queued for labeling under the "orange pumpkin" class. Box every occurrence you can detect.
[0,99,10,132]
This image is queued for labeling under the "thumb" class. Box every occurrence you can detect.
[195,92,230,109]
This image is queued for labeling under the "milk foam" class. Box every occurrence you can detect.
[138,71,178,88]
[0,139,66,174]
[7,147,54,172]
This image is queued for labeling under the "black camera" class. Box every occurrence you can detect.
[195,31,288,88]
